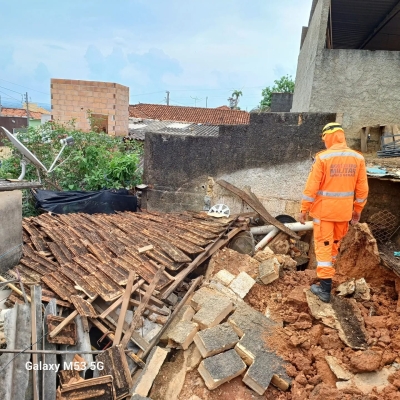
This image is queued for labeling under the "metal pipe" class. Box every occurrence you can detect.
[255,227,279,251]
[251,221,314,235]
[18,159,27,180]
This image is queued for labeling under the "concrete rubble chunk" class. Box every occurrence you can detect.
[306,290,368,350]
[160,304,194,344]
[131,394,153,400]
[165,292,178,306]
[258,257,280,285]
[133,346,169,397]
[242,352,275,395]
[214,269,236,286]
[206,280,244,305]
[336,367,396,395]
[228,302,278,338]
[191,287,227,311]
[194,322,239,358]
[354,278,371,301]
[229,271,256,298]
[198,349,247,390]
[168,320,199,350]
[325,356,354,380]
[193,296,234,330]
[336,279,356,296]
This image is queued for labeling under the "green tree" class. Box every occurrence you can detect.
[0,121,143,215]
[228,90,243,110]
[259,75,295,110]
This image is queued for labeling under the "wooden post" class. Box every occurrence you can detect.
[360,126,369,153]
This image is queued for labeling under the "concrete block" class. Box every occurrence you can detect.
[0,191,22,274]
[165,292,178,306]
[190,287,226,311]
[198,349,247,390]
[242,352,275,395]
[259,258,280,285]
[229,271,256,298]
[194,322,239,358]
[192,296,234,330]
[168,320,199,350]
[133,346,169,397]
[228,303,277,338]
[214,269,235,286]
[160,304,194,344]
[235,332,264,365]
[206,280,243,305]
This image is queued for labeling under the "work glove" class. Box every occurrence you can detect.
[351,211,361,225]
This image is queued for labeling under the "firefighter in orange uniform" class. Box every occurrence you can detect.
[299,123,369,302]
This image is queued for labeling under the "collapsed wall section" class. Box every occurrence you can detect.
[143,112,336,214]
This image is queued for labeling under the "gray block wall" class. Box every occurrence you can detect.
[143,112,336,214]
[0,191,23,274]
[291,0,400,148]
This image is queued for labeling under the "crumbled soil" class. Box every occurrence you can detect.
[245,268,400,399]
[164,243,400,399]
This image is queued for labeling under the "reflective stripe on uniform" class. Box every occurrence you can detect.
[319,151,364,160]
[355,198,366,203]
[317,190,354,197]
[313,218,320,224]
[302,194,315,202]
[317,261,332,267]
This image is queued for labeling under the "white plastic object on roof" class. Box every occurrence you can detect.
[129,123,148,129]
[207,204,230,218]
[166,123,191,129]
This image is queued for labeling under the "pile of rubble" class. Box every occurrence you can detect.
[0,191,399,399]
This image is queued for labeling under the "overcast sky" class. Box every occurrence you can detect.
[0,0,311,111]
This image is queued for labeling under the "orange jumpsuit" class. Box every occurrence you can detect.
[300,130,369,279]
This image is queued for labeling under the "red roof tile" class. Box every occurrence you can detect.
[0,108,43,120]
[129,103,249,125]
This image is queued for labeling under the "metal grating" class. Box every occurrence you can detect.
[368,210,399,243]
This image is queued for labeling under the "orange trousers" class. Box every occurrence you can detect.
[313,219,349,279]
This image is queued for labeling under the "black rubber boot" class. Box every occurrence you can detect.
[310,279,332,303]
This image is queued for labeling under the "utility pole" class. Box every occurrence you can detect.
[206,97,208,108]
[25,92,30,126]
[190,96,201,107]
[166,91,170,106]
[0,95,2,116]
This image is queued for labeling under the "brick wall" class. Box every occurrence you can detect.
[51,79,129,136]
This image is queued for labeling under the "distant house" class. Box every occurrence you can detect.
[0,104,50,128]
[129,103,250,126]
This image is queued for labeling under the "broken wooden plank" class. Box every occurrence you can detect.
[114,271,136,346]
[59,375,116,400]
[97,345,133,399]
[70,296,97,318]
[120,266,165,348]
[47,315,77,345]
[99,278,143,319]
[161,225,245,300]
[138,244,154,254]
[216,179,300,239]
[142,276,202,360]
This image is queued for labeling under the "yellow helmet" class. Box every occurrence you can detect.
[321,122,344,138]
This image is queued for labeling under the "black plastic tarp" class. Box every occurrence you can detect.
[33,189,137,214]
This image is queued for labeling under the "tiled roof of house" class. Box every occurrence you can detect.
[129,103,250,125]
[22,103,51,115]
[0,108,43,120]
[127,118,219,141]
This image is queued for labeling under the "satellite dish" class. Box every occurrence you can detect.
[1,126,48,172]
[0,126,74,181]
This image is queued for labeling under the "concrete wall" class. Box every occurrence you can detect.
[309,49,400,148]
[51,79,129,136]
[292,0,400,149]
[270,93,293,112]
[0,191,22,274]
[291,0,330,113]
[143,112,336,215]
